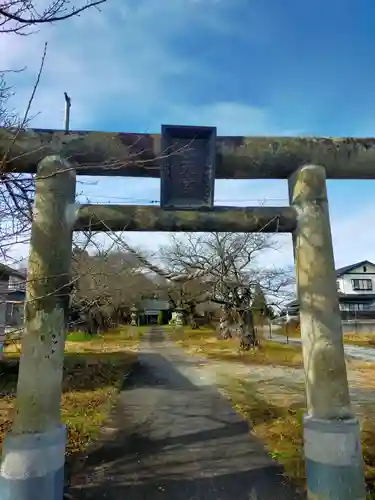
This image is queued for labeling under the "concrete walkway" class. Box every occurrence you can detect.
[269,333,375,363]
[67,329,304,500]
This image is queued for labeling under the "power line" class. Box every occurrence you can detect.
[78,193,289,204]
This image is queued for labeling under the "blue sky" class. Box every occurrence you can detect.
[4,0,375,268]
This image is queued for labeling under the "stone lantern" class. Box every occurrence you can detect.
[130,305,138,326]
[175,305,184,326]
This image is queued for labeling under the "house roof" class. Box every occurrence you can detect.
[285,300,299,308]
[336,260,375,277]
[0,263,26,281]
[140,299,170,311]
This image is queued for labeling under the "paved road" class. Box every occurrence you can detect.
[68,329,303,500]
[269,333,375,363]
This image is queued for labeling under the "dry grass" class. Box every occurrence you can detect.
[173,326,303,367]
[344,334,375,347]
[0,325,144,459]
[272,320,301,339]
[363,418,375,497]
[223,378,375,498]
[224,378,306,489]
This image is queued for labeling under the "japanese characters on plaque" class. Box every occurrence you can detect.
[160,125,216,210]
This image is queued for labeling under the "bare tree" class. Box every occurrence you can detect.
[0,0,108,264]
[0,0,106,34]
[97,228,226,328]
[159,232,294,349]
[164,276,212,328]
[70,238,158,333]
[0,66,34,261]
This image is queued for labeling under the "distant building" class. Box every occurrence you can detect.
[282,260,375,320]
[0,264,26,355]
[138,298,171,325]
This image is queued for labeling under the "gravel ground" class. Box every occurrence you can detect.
[173,346,375,416]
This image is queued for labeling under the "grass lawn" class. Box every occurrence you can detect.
[172,326,375,498]
[0,325,146,466]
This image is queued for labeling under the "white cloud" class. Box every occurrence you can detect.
[3,0,245,129]
[146,102,281,136]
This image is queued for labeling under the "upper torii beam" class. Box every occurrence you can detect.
[2,127,375,178]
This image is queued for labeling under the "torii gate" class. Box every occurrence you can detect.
[0,126,370,500]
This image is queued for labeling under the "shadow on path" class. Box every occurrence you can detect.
[67,329,305,499]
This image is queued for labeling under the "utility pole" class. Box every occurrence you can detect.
[64,92,71,134]
[0,156,76,500]
[289,165,366,500]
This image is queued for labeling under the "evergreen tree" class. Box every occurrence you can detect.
[251,284,273,319]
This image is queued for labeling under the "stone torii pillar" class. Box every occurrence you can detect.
[289,165,366,500]
[0,156,76,500]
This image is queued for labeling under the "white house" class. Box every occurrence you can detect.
[0,264,26,359]
[336,260,375,313]
[282,260,375,318]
